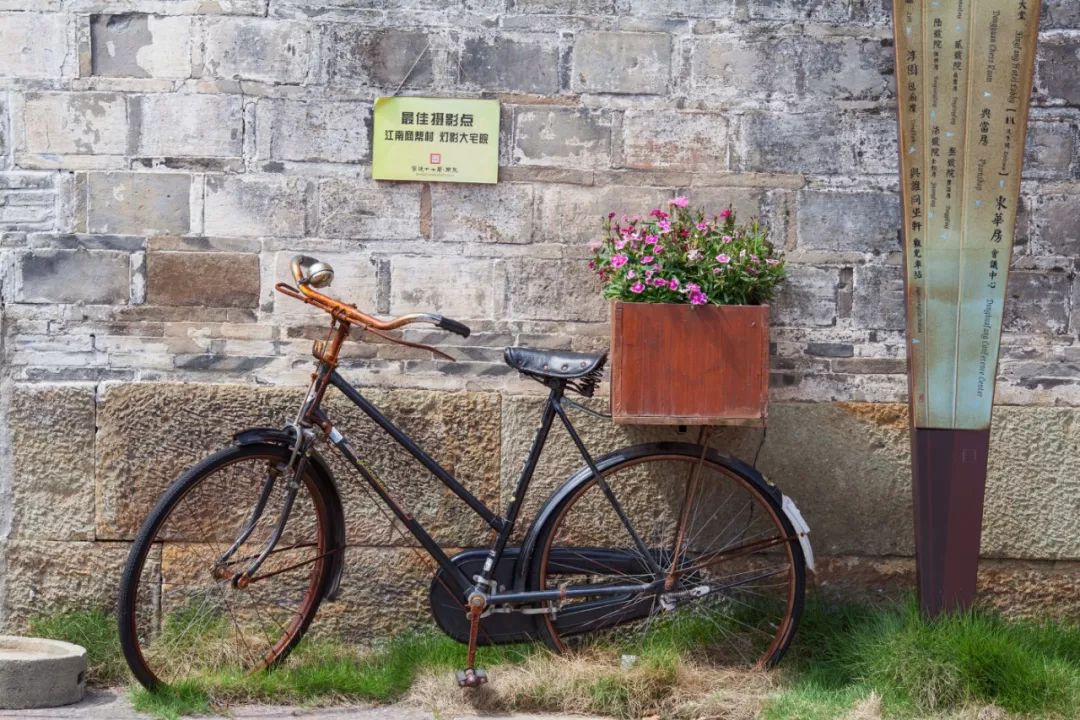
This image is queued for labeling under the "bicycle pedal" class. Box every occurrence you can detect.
[456,667,488,688]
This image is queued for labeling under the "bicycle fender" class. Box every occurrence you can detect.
[515,441,784,593]
[781,494,815,573]
[231,427,348,601]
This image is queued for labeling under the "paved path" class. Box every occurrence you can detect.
[0,689,604,720]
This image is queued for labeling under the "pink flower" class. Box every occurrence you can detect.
[716,253,731,264]
[747,266,759,275]
[614,239,627,250]
[611,254,628,268]
[668,277,680,290]
[658,220,672,233]
[696,222,709,231]
[607,212,616,219]
[719,209,732,219]
[626,269,636,279]
[686,283,701,293]
[649,209,669,220]
[712,267,722,274]
[690,290,708,305]
[722,235,733,244]
[750,254,759,262]
[652,277,667,287]
[645,269,654,278]
[589,240,602,251]
[654,244,664,254]
[669,196,689,208]
[644,235,658,245]
[631,281,645,294]
[766,258,780,265]
[641,255,654,264]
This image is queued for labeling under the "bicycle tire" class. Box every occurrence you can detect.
[527,442,805,668]
[118,443,336,689]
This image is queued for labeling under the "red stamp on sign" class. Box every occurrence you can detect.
[429,153,442,165]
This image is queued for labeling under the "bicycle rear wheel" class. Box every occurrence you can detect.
[118,443,335,689]
[529,443,804,668]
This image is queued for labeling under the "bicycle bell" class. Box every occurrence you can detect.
[306,261,335,288]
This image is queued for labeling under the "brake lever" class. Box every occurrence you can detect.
[363,325,455,362]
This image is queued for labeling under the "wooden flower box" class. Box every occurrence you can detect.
[610,300,769,426]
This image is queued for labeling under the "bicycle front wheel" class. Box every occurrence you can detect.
[529,443,805,668]
[118,443,336,689]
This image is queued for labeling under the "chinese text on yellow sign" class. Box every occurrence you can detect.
[372,97,499,184]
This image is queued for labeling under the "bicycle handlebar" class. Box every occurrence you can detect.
[281,255,471,338]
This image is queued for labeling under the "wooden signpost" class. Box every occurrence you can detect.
[891,0,1041,615]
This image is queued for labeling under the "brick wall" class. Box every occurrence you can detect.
[1,1,1080,631]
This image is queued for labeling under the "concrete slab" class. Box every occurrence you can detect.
[0,688,609,720]
[0,637,86,710]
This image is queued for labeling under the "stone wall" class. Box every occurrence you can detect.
[1,0,1080,634]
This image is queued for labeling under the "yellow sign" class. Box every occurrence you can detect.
[372,97,500,184]
[893,0,1040,430]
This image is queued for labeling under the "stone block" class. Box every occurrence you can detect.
[460,35,559,94]
[324,27,433,88]
[204,175,307,237]
[0,173,57,231]
[256,99,368,164]
[513,108,611,170]
[683,187,763,223]
[512,0,615,11]
[735,0,850,22]
[1042,0,1080,29]
[7,385,97,541]
[431,183,534,244]
[317,178,420,239]
[132,94,243,158]
[800,37,892,100]
[389,255,494,319]
[737,112,851,175]
[622,110,729,171]
[797,191,900,254]
[1040,41,1080,105]
[146,252,260,307]
[506,257,606,321]
[1034,194,1080,257]
[19,92,128,158]
[90,14,191,78]
[94,383,501,548]
[0,541,133,630]
[572,31,670,94]
[0,12,69,78]
[1003,271,1070,335]
[203,17,313,83]
[1023,121,1075,180]
[87,172,190,235]
[852,264,904,331]
[15,249,130,305]
[535,183,671,245]
[770,264,837,327]
[691,37,799,100]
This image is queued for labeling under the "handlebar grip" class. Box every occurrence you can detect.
[434,315,471,338]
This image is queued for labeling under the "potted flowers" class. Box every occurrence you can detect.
[590,197,785,425]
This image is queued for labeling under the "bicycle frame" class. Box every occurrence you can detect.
[311,367,662,608]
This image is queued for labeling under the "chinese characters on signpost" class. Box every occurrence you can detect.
[892,0,1040,615]
[372,97,500,184]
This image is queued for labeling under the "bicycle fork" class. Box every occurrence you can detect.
[215,426,313,587]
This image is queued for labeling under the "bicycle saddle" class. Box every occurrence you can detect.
[503,347,607,380]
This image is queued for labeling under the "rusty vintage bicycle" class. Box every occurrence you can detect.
[118,255,812,690]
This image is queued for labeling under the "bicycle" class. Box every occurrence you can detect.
[118,254,814,690]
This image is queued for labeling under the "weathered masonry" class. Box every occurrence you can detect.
[2,1,1080,634]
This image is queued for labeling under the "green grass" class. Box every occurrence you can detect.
[764,597,1080,719]
[127,629,538,718]
[29,609,128,686]
[27,597,1080,719]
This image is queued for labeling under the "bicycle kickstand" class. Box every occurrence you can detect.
[456,596,488,688]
